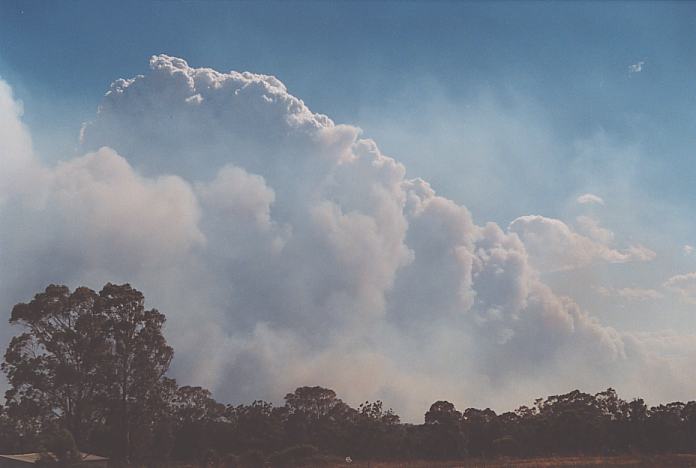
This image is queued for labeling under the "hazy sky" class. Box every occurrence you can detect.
[2,1,696,420]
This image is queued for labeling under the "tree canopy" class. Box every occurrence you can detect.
[2,283,173,461]
[3,283,696,466]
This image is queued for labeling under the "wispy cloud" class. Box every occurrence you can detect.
[628,61,645,74]
[595,286,663,302]
[576,193,605,206]
[664,272,696,303]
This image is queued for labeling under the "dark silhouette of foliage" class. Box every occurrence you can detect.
[283,386,355,453]
[36,428,81,467]
[422,401,466,459]
[268,444,318,467]
[2,284,173,462]
[462,407,499,457]
[99,283,174,461]
[238,449,265,468]
[350,400,402,458]
[2,286,110,446]
[5,283,696,463]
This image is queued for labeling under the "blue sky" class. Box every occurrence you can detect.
[2,1,696,224]
[4,1,695,262]
[2,1,696,413]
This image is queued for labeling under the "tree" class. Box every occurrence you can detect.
[229,401,285,454]
[424,400,461,426]
[172,386,225,424]
[0,403,21,453]
[284,387,343,421]
[98,283,174,461]
[682,401,696,452]
[423,401,466,458]
[535,390,605,454]
[351,401,402,458]
[284,386,355,452]
[2,285,110,446]
[462,408,499,456]
[38,428,81,467]
[646,402,686,452]
[2,283,174,461]
[170,385,226,461]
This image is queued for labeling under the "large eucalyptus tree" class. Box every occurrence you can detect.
[2,283,173,460]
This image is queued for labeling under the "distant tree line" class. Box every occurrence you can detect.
[2,284,696,466]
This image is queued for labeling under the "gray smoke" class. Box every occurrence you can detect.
[0,56,692,420]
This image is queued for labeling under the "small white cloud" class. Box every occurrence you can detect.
[595,286,663,302]
[664,273,696,303]
[576,193,604,206]
[684,245,694,256]
[628,61,645,74]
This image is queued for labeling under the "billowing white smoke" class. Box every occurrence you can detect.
[509,215,655,273]
[0,56,693,419]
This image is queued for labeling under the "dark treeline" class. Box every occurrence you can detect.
[2,284,696,467]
